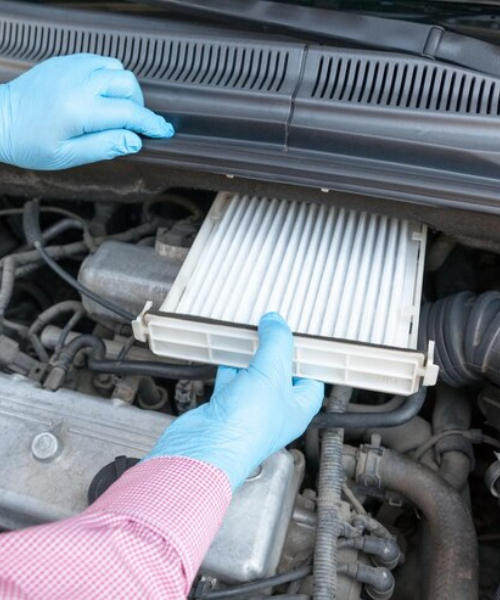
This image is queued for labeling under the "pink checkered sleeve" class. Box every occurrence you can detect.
[0,456,232,600]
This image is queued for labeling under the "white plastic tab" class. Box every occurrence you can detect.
[134,192,436,395]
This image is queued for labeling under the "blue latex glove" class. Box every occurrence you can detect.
[0,54,174,170]
[145,313,325,490]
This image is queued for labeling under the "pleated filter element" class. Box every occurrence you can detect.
[133,192,438,395]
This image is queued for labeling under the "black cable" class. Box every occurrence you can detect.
[311,387,426,429]
[35,243,136,322]
[57,334,216,381]
[200,566,312,599]
[249,596,309,600]
[22,199,136,323]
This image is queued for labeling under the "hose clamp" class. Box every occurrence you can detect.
[356,434,385,490]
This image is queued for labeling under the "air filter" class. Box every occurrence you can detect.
[133,192,438,395]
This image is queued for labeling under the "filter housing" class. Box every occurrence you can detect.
[134,192,438,395]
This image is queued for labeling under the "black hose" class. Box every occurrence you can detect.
[56,334,215,381]
[432,385,473,492]
[348,395,405,413]
[22,199,136,323]
[35,242,136,322]
[28,301,84,363]
[495,582,500,600]
[311,387,426,429]
[353,448,479,600]
[251,596,309,600]
[201,566,312,599]
[418,291,500,387]
[138,377,163,406]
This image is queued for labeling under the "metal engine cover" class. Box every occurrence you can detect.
[0,374,303,583]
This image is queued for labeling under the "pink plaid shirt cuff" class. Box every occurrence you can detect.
[0,456,232,600]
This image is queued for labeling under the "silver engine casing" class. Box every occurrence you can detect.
[0,374,303,583]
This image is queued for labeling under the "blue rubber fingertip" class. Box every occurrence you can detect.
[260,312,286,324]
[162,121,175,138]
[129,141,142,153]
[126,137,142,153]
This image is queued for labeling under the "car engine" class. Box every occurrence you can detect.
[0,190,498,600]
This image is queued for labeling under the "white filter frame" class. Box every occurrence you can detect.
[134,193,438,395]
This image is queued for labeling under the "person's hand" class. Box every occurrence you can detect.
[145,313,324,490]
[0,53,174,170]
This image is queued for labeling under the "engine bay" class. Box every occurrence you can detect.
[0,190,498,599]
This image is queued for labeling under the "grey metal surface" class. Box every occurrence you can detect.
[207,450,304,583]
[0,374,302,582]
[78,241,181,321]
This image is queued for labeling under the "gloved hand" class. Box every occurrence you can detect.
[145,313,324,490]
[0,53,174,170]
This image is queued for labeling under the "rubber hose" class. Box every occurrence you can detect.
[254,596,309,600]
[433,385,472,492]
[313,386,351,600]
[419,386,473,598]
[311,387,426,429]
[138,377,163,405]
[376,449,478,600]
[438,453,471,492]
[348,395,405,413]
[28,301,84,363]
[364,416,432,454]
[57,334,216,380]
[418,291,500,387]
[203,566,312,599]
[495,582,500,600]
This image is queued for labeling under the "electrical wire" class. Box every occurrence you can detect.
[249,596,310,600]
[0,241,88,334]
[3,319,28,337]
[34,242,136,322]
[28,301,85,363]
[10,242,88,279]
[200,566,312,599]
[0,206,92,243]
[413,428,500,461]
[342,483,367,516]
[55,311,85,356]
[20,200,135,322]
[20,200,156,322]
